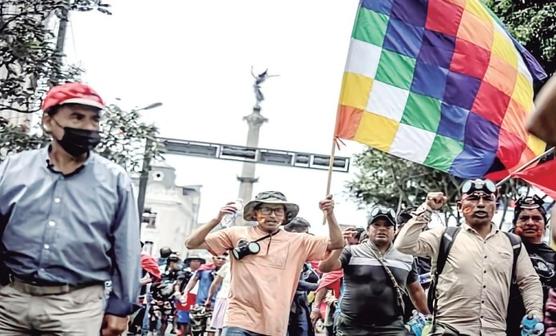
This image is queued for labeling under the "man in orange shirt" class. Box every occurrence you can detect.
[185,191,344,336]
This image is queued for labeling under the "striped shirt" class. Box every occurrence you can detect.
[339,241,417,326]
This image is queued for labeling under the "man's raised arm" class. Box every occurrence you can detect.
[394,192,446,257]
[319,195,344,251]
[185,202,236,249]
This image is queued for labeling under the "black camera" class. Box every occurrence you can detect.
[232,239,261,260]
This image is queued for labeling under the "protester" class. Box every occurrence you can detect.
[395,207,432,324]
[507,195,556,335]
[185,191,344,335]
[395,179,543,335]
[205,261,232,336]
[183,254,227,336]
[284,217,320,336]
[128,243,162,335]
[319,206,429,336]
[0,82,140,336]
[176,253,206,335]
[310,226,366,335]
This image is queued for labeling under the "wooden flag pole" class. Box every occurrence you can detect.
[323,101,343,224]
[496,146,555,187]
[325,138,338,196]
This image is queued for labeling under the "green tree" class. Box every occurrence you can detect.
[345,149,462,222]
[0,1,162,172]
[0,104,162,173]
[487,0,556,75]
[0,0,110,113]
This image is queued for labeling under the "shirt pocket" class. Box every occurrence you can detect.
[250,241,289,270]
[493,250,513,274]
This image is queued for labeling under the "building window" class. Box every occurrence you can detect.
[142,208,157,229]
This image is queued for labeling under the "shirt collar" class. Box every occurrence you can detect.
[462,222,499,236]
[43,144,94,177]
[366,239,393,255]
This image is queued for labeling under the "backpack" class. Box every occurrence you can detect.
[427,226,522,312]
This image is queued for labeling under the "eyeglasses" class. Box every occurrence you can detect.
[257,206,285,216]
[461,179,496,195]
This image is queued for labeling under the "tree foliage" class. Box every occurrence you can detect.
[0,104,163,173]
[346,149,462,221]
[0,1,162,172]
[0,0,110,113]
[487,0,556,75]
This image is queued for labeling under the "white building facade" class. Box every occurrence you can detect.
[135,162,201,258]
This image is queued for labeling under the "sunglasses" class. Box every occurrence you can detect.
[461,179,496,195]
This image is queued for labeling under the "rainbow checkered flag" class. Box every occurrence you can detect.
[336,0,547,179]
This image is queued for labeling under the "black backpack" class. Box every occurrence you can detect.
[427,226,522,312]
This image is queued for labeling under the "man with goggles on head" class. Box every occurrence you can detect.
[395,179,543,336]
[507,195,555,335]
[185,191,344,336]
[319,205,429,336]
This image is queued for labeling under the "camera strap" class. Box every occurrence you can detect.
[254,229,281,255]
[252,229,280,243]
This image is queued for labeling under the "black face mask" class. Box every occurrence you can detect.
[52,118,101,157]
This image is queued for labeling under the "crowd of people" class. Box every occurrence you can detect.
[177,181,556,336]
[0,78,555,336]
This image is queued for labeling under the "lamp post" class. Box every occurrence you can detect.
[135,102,163,227]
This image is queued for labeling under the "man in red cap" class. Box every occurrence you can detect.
[0,82,140,335]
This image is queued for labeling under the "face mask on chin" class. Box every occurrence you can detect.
[52,118,101,157]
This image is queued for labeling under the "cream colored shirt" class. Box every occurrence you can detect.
[394,216,543,336]
[205,226,328,336]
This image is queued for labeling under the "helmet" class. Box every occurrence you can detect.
[159,247,173,258]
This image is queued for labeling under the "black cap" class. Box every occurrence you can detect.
[368,206,396,227]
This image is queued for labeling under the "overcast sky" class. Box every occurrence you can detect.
[66,0,371,235]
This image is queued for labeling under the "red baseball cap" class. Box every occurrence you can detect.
[41,82,105,112]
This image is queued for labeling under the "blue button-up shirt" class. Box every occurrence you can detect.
[0,146,141,316]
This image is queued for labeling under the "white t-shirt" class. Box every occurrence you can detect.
[216,262,231,299]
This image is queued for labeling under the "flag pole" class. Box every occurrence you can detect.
[323,105,341,225]
[496,147,555,187]
[325,137,338,196]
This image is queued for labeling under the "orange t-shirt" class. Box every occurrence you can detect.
[205,226,328,336]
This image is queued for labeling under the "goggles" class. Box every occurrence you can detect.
[515,195,546,214]
[369,206,396,226]
[461,179,496,195]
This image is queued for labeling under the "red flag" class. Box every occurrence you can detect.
[514,158,556,199]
